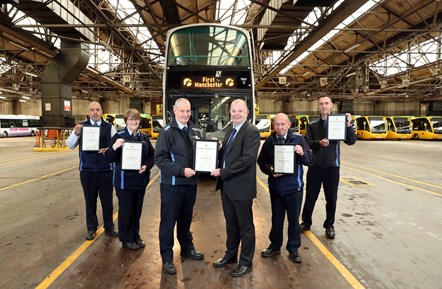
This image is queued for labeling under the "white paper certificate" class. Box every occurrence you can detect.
[122,142,142,170]
[327,114,347,141]
[81,126,100,151]
[274,144,295,174]
[194,140,219,172]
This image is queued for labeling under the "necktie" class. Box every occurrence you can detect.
[221,128,237,167]
[182,126,188,134]
[93,122,98,126]
[277,136,285,144]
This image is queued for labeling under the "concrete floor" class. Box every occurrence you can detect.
[0,137,441,289]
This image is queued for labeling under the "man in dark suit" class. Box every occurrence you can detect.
[211,99,260,277]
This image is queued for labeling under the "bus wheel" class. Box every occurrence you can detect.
[413,134,418,140]
[2,131,7,138]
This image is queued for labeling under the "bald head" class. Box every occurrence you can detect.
[88,101,102,122]
[273,113,291,136]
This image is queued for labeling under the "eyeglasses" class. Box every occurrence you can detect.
[127,118,140,122]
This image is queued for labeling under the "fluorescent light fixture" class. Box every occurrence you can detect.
[0,96,6,99]
[22,96,30,99]
[24,72,38,77]
[19,99,26,102]
[302,72,310,77]
[346,72,356,77]
[344,44,360,53]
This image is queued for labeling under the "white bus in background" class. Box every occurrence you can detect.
[0,115,40,137]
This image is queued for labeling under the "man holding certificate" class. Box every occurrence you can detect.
[257,113,313,264]
[211,99,260,277]
[67,101,118,241]
[106,109,155,250]
[299,96,356,239]
[154,98,204,275]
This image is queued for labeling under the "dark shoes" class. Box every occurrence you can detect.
[180,249,204,260]
[105,228,119,238]
[231,265,252,277]
[289,251,302,263]
[86,228,118,240]
[85,230,96,240]
[261,247,281,258]
[299,223,311,232]
[135,239,145,248]
[325,227,335,239]
[213,256,237,268]
[162,262,177,275]
[122,242,140,250]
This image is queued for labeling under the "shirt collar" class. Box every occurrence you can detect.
[90,119,101,126]
[232,120,246,132]
[176,120,187,130]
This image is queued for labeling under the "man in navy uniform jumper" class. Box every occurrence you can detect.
[154,98,204,275]
[257,113,314,263]
[67,101,118,240]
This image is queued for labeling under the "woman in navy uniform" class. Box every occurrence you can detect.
[106,108,155,250]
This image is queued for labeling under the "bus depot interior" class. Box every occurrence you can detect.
[0,1,442,289]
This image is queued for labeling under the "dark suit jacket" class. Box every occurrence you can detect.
[216,121,260,201]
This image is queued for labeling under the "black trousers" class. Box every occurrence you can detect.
[79,171,114,231]
[115,187,146,243]
[159,184,197,263]
[269,190,302,253]
[221,192,255,267]
[302,166,340,228]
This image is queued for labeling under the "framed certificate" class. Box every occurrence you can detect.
[194,139,219,172]
[327,114,347,141]
[81,126,100,151]
[122,141,142,170]
[273,144,295,174]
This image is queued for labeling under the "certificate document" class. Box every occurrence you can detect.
[327,114,347,141]
[194,140,219,172]
[122,142,142,170]
[81,126,100,151]
[273,144,295,174]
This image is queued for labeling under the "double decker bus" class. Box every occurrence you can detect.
[386,116,413,140]
[163,23,256,140]
[0,114,40,137]
[411,116,442,140]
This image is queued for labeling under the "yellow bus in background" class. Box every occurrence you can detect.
[386,116,413,140]
[411,116,442,140]
[355,116,388,139]
[255,114,275,139]
[139,114,152,136]
[297,115,319,136]
[103,114,125,131]
[150,115,164,139]
[288,114,299,133]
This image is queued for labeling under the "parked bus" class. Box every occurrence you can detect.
[103,113,125,131]
[288,114,299,133]
[150,115,164,139]
[411,116,442,140]
[255,114,275,139]
[386,116,413,140]
[139,114,152,136]
[163,23,256,140]
[0,114,40,137]
[355,116,388,139]
[297,115,319,136]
